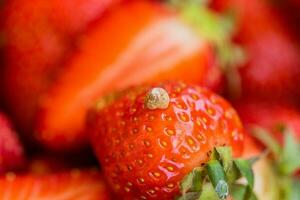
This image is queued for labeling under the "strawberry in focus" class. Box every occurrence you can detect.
[0,112,25,174]
[0,0,121,138]
[88,81,244,199]
[0,169,111,200]
[35,0,223,151]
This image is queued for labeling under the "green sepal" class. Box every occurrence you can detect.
[278,128,300,175]
[229,159,256,200]
[206,160,229,200]
[212,147,240,183]
[251,125,300,176]
[290,179,300,200]
[233,159,254,188]
[177,147,257,200]
[251,125,300,200]
[251,126,281,156]
[212,147,232,172]
[180,167,204,194]
[199,183,220,200]
[231,184,257,200]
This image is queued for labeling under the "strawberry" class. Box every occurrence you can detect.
[273,0,300,39]
[236,101,300,199]
[35,0,225,151]
[0,0,121,136]
[235,101,300,144]
[27,152,98,175]
[88,81,244,199]
[28,156,73,175]
[0,169,112,200]
[236,101,300,200]
[0,112,25,173]
[212,0,300,102]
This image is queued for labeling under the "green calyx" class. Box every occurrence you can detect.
[251,125,300,200]
[177,147,257,200]
[167,0,245,98]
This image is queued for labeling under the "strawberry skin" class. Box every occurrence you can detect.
[0,0,120,137]
[0,112,25,174]
[89,81,244,199]
[35,0,223,151]
[212,0,300,102]
[0,169,111,200]
[235,101,300,144]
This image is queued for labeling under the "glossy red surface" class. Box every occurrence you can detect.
[89,81,244,199]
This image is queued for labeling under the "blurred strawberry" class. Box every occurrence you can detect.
[236,101,300,198]
[0,0,121,138]
[0,112,25,174]
[0,169,112,200]
[235,101,300,144]
[89,81,244,199]
[212,0,300,102]
[286,0,300,9]
[35,0,225,151]
[27,152,98,175]
[273,0,300,38]
[28,156,72,175]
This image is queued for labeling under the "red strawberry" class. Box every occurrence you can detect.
[0,169,111,200]
[235,101,300,145]
[0,112,25,173]
[27,152,97,175]
[236,101,300,195]
[28,156,72,175]
[273,0,300,38]
[241,132,263,158]
[212,0,300,102]
[88,81,244,199]
[35,0,223,151]
[0,0,121,136]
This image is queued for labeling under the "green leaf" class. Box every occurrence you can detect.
[231,184,257,200]
[212,147,240,183]
[213,147,232,172]
[177,146,258,200]
[199,183,219,200]
[231,184,247,200]
[180,167,204,194]
[233,159,254,189]
[251,126,281,157]
[180,5,233,46]
[206,160,229,200]
[290,179,300,200]
[279,128,300,175]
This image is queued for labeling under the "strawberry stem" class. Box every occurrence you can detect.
[206,160,229,200]
[177,147,257,200]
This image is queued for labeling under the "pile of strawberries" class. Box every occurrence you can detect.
[0,0,300,199]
